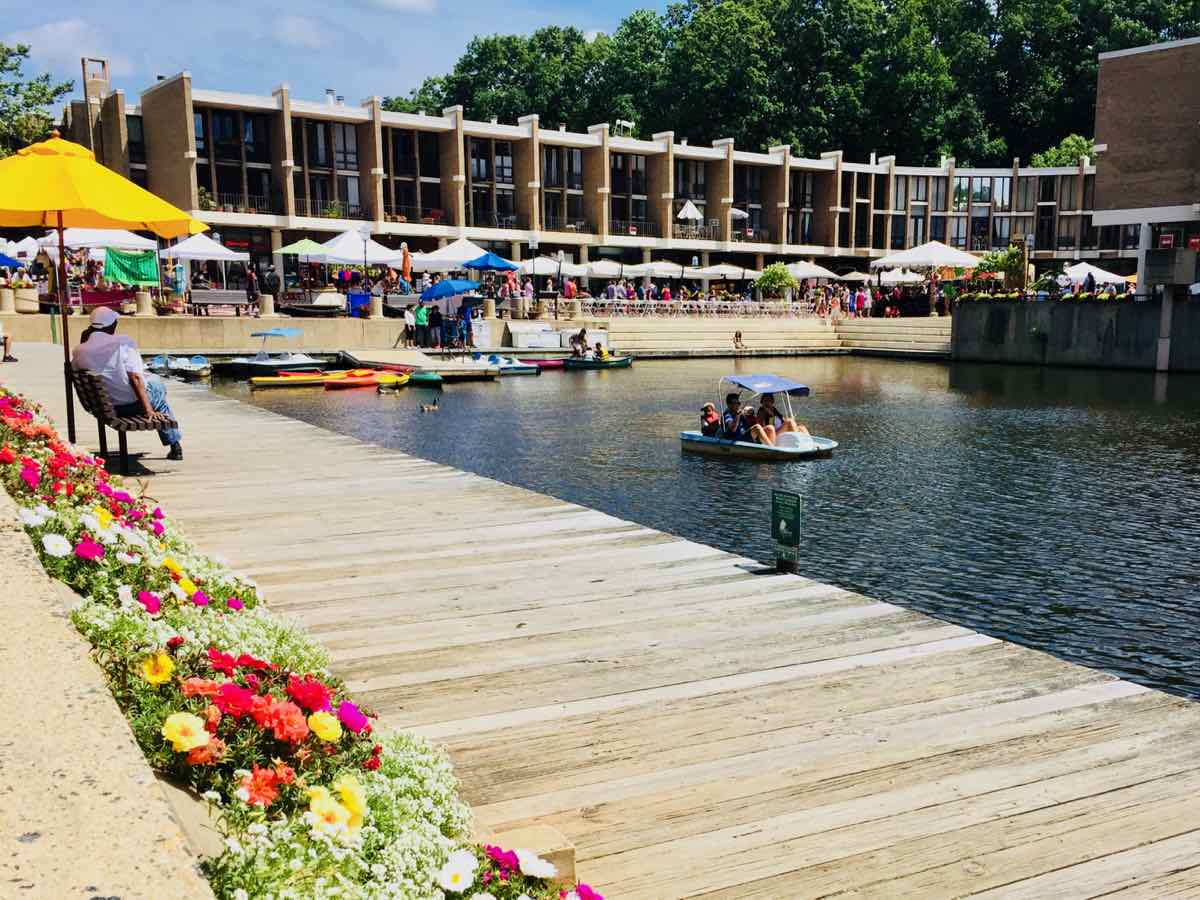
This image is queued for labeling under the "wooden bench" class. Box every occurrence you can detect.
[69,368,177,475]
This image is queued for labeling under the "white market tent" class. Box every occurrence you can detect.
[317,229,402,265]
[159,232,249,262]
[585,259,629,278]
[1065,261,1125,287]
[13,235,41,258]
[879,268,926,285]
[696,262,761,279]
[676,200,704,221]
[838,271,872,282]
[870,239,979,270]
[39,228,156,251]
[786,260,839,280]
[520,255,588,278]
[627,259,704,279]
[409,238,488,272]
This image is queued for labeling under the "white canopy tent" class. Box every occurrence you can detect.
[786,260,839,280]
[879,268,926,285]
[585,259,629,279]
[39,228,156,251]
[696,262,761,280]
[159,232,249,262]
[409,237,488,272]
[729,207,750,220]
[627,259,705,279]
[1064,261,1125,287]
[870,239,979,271]
[838,271,872,282]
[676,200,704,221]
[520,255,589,278]
[12,236,41,258]
[317,229,402,265]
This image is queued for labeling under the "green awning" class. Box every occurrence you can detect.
[103,248,159,286]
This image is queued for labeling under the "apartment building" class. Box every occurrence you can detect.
[60,59,1140,280]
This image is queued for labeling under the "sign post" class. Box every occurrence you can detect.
[771,489,802,574]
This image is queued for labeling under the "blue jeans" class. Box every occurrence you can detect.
[116,375,182,446]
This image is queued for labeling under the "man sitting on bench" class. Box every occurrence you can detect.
[72,308,183,461]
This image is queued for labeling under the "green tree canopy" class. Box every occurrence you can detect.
[385,0,1199,165]
[756,262,798,296]
[0,43,73,158]
[1029,133,1096,167]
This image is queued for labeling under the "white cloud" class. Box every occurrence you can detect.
[275,15,322,49]
[7,18,134,77]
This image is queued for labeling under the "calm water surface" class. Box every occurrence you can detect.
[216,358,1200,697]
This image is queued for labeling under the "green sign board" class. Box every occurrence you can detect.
[771,490,802,547]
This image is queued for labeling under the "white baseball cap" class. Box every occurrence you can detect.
[90,307,119,328]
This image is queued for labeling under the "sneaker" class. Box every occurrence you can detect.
[2,356,16,363]
[167,444,184,461]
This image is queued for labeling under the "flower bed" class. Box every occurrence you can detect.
[0,384,603,900]
[956,290,1132,302]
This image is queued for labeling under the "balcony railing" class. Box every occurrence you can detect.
[610,219,658,238]
[383,205,446,225]
[204,192,283,214]
[674,222,721,241]
[678,184,707,200]
[470,213,529,230]
[295,198,372,220]
[543,216,593,234]
[732,225,771,243]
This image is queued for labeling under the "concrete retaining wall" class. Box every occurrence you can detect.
[951,300,1172,369]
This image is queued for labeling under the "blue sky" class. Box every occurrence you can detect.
[7,1,662,110]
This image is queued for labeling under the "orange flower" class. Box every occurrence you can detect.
[267,700,310,744]
[186,736,226,765]
[240,764,282,807]
[204,704,222,733]
[181,677,221,698]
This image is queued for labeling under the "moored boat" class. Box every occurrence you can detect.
[475,353,540,376]
[148,354,212,380]
[563,355,633,370]
[211,328,322,378]
[325,372,409,390]
[520,357,566,370]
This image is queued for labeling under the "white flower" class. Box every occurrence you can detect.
[81,513,101,532]
[116,551,140,565]
[233,890,249,900]
[516,849,557,879]
[169,582,187,602]
[201,790,221,803]
[18,507,45,527]
[117,585,133,606]
[517,895,534,900]
[34,504,54,520]
[41,533,72,557]
[437,849,478,894]
[289,858,303,871]
[235,787,251,803]
[469,894,496,900]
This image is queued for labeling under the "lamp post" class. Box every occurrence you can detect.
[555,249,564,320]
[211,230,224,290]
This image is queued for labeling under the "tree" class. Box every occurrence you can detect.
[756,262,798,297]
[382,76,449,116]
[0,43,73,158]
[975,245,1026,286]
[1030,133,1095,167]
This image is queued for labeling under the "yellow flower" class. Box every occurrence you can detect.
[93,507,114,529]
[333,772,366,831]
[178,578,198,596]
[306,786,351,836]
[162,712,210,752]
[162,557,182,575]
[308,710,342,743]
[141,651,175,685]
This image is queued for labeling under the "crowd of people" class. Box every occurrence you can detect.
[398,299,478,350]
[700,392,810,448]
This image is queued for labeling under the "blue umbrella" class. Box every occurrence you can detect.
[463,251,518,272]
[421,279,480,301]
[0,253,21,268]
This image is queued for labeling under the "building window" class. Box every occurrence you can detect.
[194,112,207,159]
[856,172,870,199]
[338,175,360,211]
[1060,175,1077,210]
[212,110,240,163]
[840,171,853,206]
[332,124,357,170]
[854,209,869,246]
[1013,216,1034,244]
[248,169,272,204]
[471,185,493,225]
[735,165,762,205]
[930,216,946,242]
[391,130,416,176]
[496,188,515,219]
[949,216,968,249]
[676,158,706,200]
[309,175,332,209]
[566,149,582,189]
[837,211,850,246]
[952,176,970,212]
[970,205,990,251]
[610,153,628,195]
[126,115,145,165]
[307,121,330,169]
[1083,174,1095,210]
[932,177,948,211]
[991,215,1011,249]
[893,175,907,211]
[215,164,241,197]
[1057,214,1079,250]
[1039,177,1056,203]
[631,156,647,195]
[469,138,490,182]
[970,178,992,205]
[244,113,270,164]
[891,214,906,249]
[1017,177,1036,211]
[872,214,887,249]
[543,146,563,188]
[993,177,1011,212]
[1081,214,1098,249]
[418,132,440,177]
[1035,207,1055,249]
[789,171,813,208]
[912,177,928,203]
[910,212,926,245]
[494,141,513,184]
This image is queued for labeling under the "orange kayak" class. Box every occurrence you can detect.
[324,372,409,390]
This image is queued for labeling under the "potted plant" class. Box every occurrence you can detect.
[755,262,798,300]
[198,187,215,211]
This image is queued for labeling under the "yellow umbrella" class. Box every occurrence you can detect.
[0,132,205,441]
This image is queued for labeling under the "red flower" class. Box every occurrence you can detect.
[239,765,281,808]
[266,700,309,744]
[0,446,14,464]
[248,694,275,728]
[187,736,226,766]
[362,755,381,771]
[166,636,185,651]
[235,652,271,671]
[286,674,332,712]
[213,683,256,718]
[273,761,295,785]
[207,648,238,676]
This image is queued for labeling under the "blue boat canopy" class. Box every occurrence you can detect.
[251,327,303,338]
[721,374,810,397]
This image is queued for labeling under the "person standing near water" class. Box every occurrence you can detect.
[414,301,429,347]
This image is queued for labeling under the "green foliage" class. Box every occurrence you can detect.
[1030,133,1096,167]
[975,245,1026,285]
[0,43,73,158]
[385,0,1200,165]
[756,262,798,296]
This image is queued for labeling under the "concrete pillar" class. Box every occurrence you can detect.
[1135,222,1152,299]
[510,241,522,261]
[567,299,581,319]
[368,295,384,319]
[441,105,467,234]
[536,297,550,318]
[259,294,279,317]
[135,291,154,316]
[272,84,295,217]
[0,288,13,314]
[271,228,284,284]
[711,138,735,242]
[755,253,765,271]
[483,297,497,319]
[1156,285,1176,372]
[584,124,610,237]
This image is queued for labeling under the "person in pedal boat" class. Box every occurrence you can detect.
[700,402,721,437]
[749,392,807,446]
[721,393,752,441]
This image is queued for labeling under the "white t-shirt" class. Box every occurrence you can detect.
[72,331,143,406]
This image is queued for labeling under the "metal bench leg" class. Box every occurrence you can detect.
[118,431,130,476]
[97,420,108,460]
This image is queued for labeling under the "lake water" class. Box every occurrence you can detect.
[215,357,1200,698]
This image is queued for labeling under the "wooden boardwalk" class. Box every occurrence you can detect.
[8,343,1200,898]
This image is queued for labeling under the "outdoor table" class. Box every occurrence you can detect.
[190,290,256,316]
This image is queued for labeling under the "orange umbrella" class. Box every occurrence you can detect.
[0,132,205,441]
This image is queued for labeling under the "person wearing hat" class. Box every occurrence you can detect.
[0,319,15,363]
[72,307,183,461]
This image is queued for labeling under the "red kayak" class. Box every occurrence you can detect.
[520,358,566,370]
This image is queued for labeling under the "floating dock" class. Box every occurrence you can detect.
[344,348,501,381]
[5,343,1200,898]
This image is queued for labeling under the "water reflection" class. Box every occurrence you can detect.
[216,358,1200,697]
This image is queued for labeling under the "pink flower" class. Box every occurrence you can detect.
[150,520,164,537]
[226,596,245,611]
[286,674,332,712]
[576,885,604,900]
[73,536,105,561]
[337,701,370,734]
[19,466,40,490]
[152,507,164,520]
[191,590,210,607]
[137,591,162,614]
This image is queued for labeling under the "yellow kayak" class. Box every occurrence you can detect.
[251,368,377,388]
[324,372,409,390]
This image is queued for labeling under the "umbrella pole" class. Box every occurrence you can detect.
[57,212,77,444]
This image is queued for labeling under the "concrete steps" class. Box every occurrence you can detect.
[834,318,951,355]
